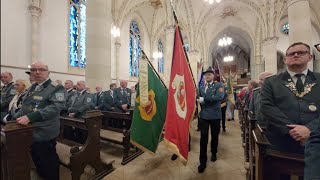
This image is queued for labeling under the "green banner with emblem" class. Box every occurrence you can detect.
[130,56,168,154]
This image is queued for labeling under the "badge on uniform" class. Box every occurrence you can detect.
[10,89,16,95]
[33,96,43,100]
[55,93,65,101]
[86,97,92,103]
[309,104,317,112]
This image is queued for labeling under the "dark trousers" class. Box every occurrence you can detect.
[31,139,60,180]
[221,106,227,129]
[199,118,221,164]
[304,131,320,180]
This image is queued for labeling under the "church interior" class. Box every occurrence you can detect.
[1,0,320,180]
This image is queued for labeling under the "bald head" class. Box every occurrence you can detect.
[64,80,74,90]
[76,80,86,91]
[1,72,13,85]
[120,80,128,88]
[258,72,273,86]
[96,84,103,92]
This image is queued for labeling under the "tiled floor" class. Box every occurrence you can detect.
[33,112,246,180]
[103,114,246,180]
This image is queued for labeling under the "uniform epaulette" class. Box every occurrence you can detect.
[51,81,58,87]
[86,90,91,93]
[265,74,276,79]
[253,87,261,91]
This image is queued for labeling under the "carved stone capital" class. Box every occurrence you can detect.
[115,42,121,48]
[262,36,279,45]
[29,5,42,17]
[164,25,175,34]
[189,49,200,55]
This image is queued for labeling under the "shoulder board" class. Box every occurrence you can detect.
[253,87,261,91]
[51,81,58,87]
[86,90,91,93]
[265,74,276,79]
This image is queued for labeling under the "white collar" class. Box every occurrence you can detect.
[287,68,308,78]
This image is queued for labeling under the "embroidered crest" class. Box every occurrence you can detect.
[284,82,316,98]
[86,97,92,103]
[55,93,64,101]
[171,74,187,119]
[136,90,157,121]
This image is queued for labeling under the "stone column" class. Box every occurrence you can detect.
[262,37,278,75]
[254,55,264,79]
[188,50,201,86]
[164,25,175,86]
[287,0,313,70]
[115,41,121,84]
[28,0,42,63]
[86,0,112,90]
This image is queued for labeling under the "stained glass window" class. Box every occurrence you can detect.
[157,39,164,73]
[69,0,86,68]
[281,23,289,35]
[184,43,190,52]
[129,20,141,77]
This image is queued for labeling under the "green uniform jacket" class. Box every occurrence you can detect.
[198,81,225,120]
[68,90,92,118]
[13,79,66,142]
[113,87,131,112]
[102,90,114,111]
[261,70,320,153]
[249,87,265,125]
[1,82,15,115]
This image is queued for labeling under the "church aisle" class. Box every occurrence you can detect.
[104,111,245,180]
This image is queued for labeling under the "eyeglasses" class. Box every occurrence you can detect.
[315,44,320,52]
[286,51,310,57]
[30,68,48,72]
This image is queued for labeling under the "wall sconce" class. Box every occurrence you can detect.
[111,25,120,38]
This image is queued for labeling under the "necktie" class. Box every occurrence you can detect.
[295,74,304,93]
[205,84,209,93]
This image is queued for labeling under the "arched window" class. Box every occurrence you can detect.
[129,20,141,77]
[69,0,86,68]
[281,23,289,35]
[157,39,164,73]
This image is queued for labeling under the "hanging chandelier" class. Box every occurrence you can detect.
[218,35,232,47]
[224,55,234,62]
[204,0,221,4]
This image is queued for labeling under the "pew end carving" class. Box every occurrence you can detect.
[57,110,115,180]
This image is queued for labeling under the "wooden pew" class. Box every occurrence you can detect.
[253,124,305,180]
[57,110,114,180]
[1,122,34,180]
[100,110,144,165]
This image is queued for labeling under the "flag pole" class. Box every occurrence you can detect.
[141,50,167,89]
[169,1,197,90]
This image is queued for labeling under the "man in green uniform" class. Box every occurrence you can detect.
[113,80,132,113]
[14,62,65,180]
[67,80,92,143]
[197,67,225,173]
[249,72,273,126]
[261,42,319,155]
[1,72,15,120]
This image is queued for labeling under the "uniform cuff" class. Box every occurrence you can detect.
[27,111,43,123]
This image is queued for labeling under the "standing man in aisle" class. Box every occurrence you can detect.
[197,67,225,173]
